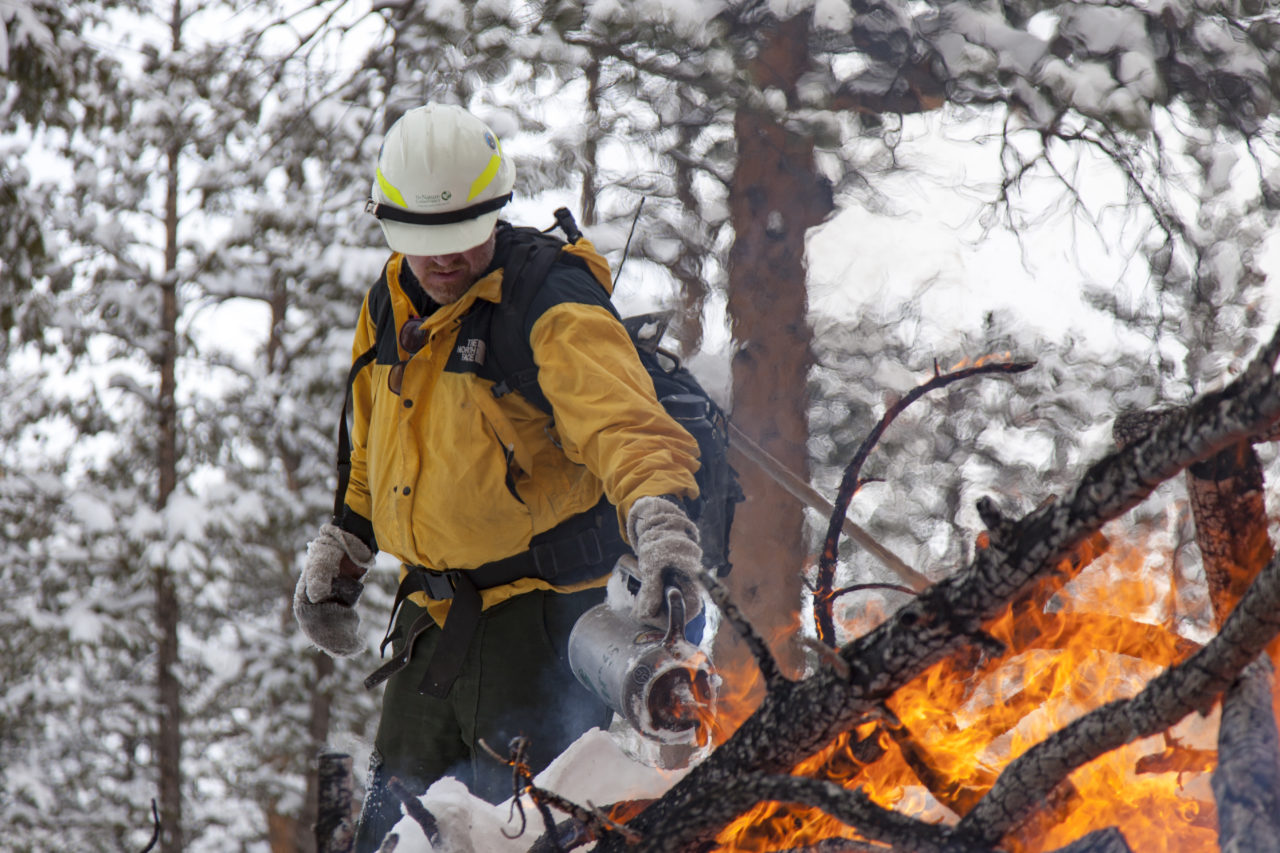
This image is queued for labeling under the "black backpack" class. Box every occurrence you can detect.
[334,208,742,576]
[481,209,743,577]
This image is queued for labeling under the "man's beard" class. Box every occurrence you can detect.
[419,271,474,304]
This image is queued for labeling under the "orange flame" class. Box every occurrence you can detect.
[709,533,1231,852]
[949,351,1015,372]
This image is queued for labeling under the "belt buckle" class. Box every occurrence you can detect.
[423,571,456,600]
[530,542,558,580]
[579,530,603,567]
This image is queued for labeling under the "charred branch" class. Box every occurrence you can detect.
[637,774,955,853]
[386,777,440,847]
[815,359,1035,646]
[1117,406,1277,625]
[1187,440,1275,623]
[528,802,651,853]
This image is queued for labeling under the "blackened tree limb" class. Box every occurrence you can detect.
[1212,657,1280,853]
[953,541,1280,846]
[1114,397,1280,853]
[1187,440,1274,623]
[1117,409,1277,624]
[628,774,957,853]
[815,359,1035,646]
[386,777,440,848]
[595,325,1280,853]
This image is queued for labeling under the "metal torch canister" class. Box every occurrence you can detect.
[568,559,716,745]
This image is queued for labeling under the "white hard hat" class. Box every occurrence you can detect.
[366,103,515,256]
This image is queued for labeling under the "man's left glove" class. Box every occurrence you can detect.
[626,495,705,622]
[293,522,376,658]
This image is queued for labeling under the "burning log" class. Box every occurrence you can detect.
[580,325,1280,853]
[1113,412,1276,624]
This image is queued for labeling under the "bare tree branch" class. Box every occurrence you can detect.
[815,359,1035,646]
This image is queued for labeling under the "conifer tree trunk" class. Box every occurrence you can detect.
[722,14,832,678]
[672,88,708,356]
[268,269,325,853]
[580,48,601,227]
[155,125,184,851]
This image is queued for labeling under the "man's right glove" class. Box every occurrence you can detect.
[626,495,705,622]
[293,522,376,658]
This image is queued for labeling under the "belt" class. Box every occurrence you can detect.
[363,499,627,697]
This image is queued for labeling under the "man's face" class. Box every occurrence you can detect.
[404,229,497,305]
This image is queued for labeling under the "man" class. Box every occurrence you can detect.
[292,103,706,851]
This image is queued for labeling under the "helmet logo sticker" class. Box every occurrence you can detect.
[414,190,451,207]
[484,132,497,151]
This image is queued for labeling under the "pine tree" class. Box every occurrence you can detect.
[0,0,362,847]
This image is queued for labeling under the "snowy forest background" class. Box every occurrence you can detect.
[2,0,1279,850]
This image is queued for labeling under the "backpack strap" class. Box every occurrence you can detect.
[333,343,379,522]
[486,229,567,415]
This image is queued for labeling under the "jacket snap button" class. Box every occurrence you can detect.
[402,486,411,496]
[403,399,413,408]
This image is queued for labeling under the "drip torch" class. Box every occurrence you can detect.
[568,556,716,745]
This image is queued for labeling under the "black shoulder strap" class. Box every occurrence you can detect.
[333,344,379,521]
[486,230,565,415]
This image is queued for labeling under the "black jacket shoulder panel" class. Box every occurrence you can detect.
[521,257,618,340]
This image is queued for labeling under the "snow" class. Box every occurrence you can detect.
[587,0,727,45]
[388,727,689,852]
[0,0,56,73]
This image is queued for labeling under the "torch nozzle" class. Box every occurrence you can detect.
[648,667,715,737]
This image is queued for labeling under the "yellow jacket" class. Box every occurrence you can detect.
[343,228,701,624]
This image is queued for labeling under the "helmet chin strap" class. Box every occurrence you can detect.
[365,192,513,226]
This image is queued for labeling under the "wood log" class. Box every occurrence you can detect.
[1187,440,1274,623]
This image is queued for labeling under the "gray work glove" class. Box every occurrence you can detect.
[293,523,376,658]
[626,495,705,622]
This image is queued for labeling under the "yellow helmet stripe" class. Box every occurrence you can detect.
[468,151,503,202]
[376,168,408,208]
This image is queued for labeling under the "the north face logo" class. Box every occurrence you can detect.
[456,338,486,365]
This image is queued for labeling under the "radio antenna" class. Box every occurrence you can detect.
[613,196,646,287]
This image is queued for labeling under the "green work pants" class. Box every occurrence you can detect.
[354,586,612,852]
